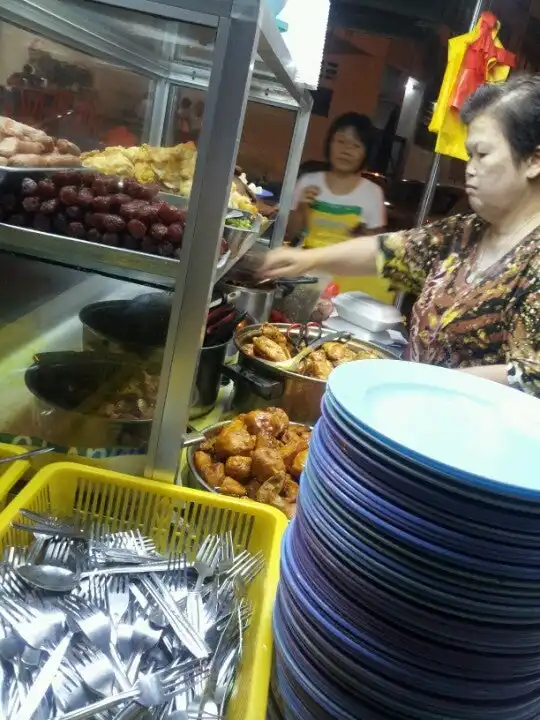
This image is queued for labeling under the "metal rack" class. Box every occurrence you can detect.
[0,0,313,482]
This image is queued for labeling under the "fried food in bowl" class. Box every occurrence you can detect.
[188,409,311,519]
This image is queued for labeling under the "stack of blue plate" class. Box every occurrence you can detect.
[273,360,540,719]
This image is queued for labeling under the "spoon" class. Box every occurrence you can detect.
[271,331,352,372]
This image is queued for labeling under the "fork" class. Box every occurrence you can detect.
[62,596,131,691]
[186,536,221,637]
[139,575,210,660]
[53,663,92,714]
[13,626,75,720]
[0,594,66,650]
[53,658,209,720]
[70,645,117,698]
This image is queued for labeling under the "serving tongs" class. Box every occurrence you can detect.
[271,331,352,372]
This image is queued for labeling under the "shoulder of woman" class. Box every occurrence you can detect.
[362,177,385,196]
[296,171,322,186]
[424,212,479,235]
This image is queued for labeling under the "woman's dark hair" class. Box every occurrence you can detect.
[324,112,374,170]
[460,74,540,163]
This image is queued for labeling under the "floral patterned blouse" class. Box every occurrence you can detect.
[378,214,540,397]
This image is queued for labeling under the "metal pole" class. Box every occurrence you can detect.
[145,11,260,483]
[394,0,488,309]
[270,100,312,248]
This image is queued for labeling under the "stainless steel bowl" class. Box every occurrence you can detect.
[185,419,311,493]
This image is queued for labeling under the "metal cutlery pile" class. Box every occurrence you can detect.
[0,509,264,719]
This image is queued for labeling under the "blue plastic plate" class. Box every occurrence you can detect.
[327,360,540,496]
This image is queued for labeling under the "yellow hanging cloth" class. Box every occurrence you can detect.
[429,12,515,161]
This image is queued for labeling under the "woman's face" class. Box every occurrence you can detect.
[465,113,539,222]
[329,127,366,174]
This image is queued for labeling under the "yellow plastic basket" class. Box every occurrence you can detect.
[0,462,288,720]
[0,443,31,511]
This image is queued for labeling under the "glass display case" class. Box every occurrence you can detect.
[0,0,313,483]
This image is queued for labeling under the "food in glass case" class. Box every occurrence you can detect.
[193,409,311,519]
[243,323,386,380]
[0,116,82,167]
[0,171,196,257]
[81,142,195,194]
[98,370,159,421]
[82,142,258,214]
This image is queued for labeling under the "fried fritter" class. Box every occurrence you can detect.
[251,447,286,483]
[213,419,255,459]
[323,341,358,363]
[220,476,247,497]
[253,336,290,362]
[225,455,252,483]
[291,448,309,479]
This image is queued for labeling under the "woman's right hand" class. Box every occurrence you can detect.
[259,247,314,279]
[298,185,320,206]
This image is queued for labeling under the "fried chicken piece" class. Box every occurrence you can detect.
[253,336,290,362]
[269,494,297,520]
[353,348,380,360]
[323,341,358,364]
[214,419,255,459]
[256,472,286,504]
[220,476,247,497]
[225,455,252,483]
[280,435,309,470]
[245,479,262,500]
[242,343,255,357]
[200,436,216,453]
[291,448,309,479]
[242,410,275,436]
[266,407,289,436]
[279,429,297,445]
[194,450,212,475]
[255,434,281,451]
[295,426,313,442]
[302,355,334,380]
[282,475,299,502]
[251,447,286,483]
[202,462,226,489]
[261,324,289,346]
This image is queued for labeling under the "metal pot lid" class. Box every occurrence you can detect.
[80,293,172,349]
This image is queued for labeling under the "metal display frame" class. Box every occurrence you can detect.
[0,0,313,482]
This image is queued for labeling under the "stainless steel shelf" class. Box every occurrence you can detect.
[0,225,178,289]
[0,224,252,288]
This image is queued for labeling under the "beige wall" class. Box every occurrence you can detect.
[239,28,444,183]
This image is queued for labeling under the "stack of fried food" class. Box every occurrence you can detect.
[82,142,258,214]
[242,323,384,381]
[194,408,310,519]
[82,142,195,194]
[0,116,81,167]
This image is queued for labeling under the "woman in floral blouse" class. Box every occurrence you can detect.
[261,75,540,397]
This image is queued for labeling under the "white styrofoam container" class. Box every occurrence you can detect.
[333,291,402,333]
